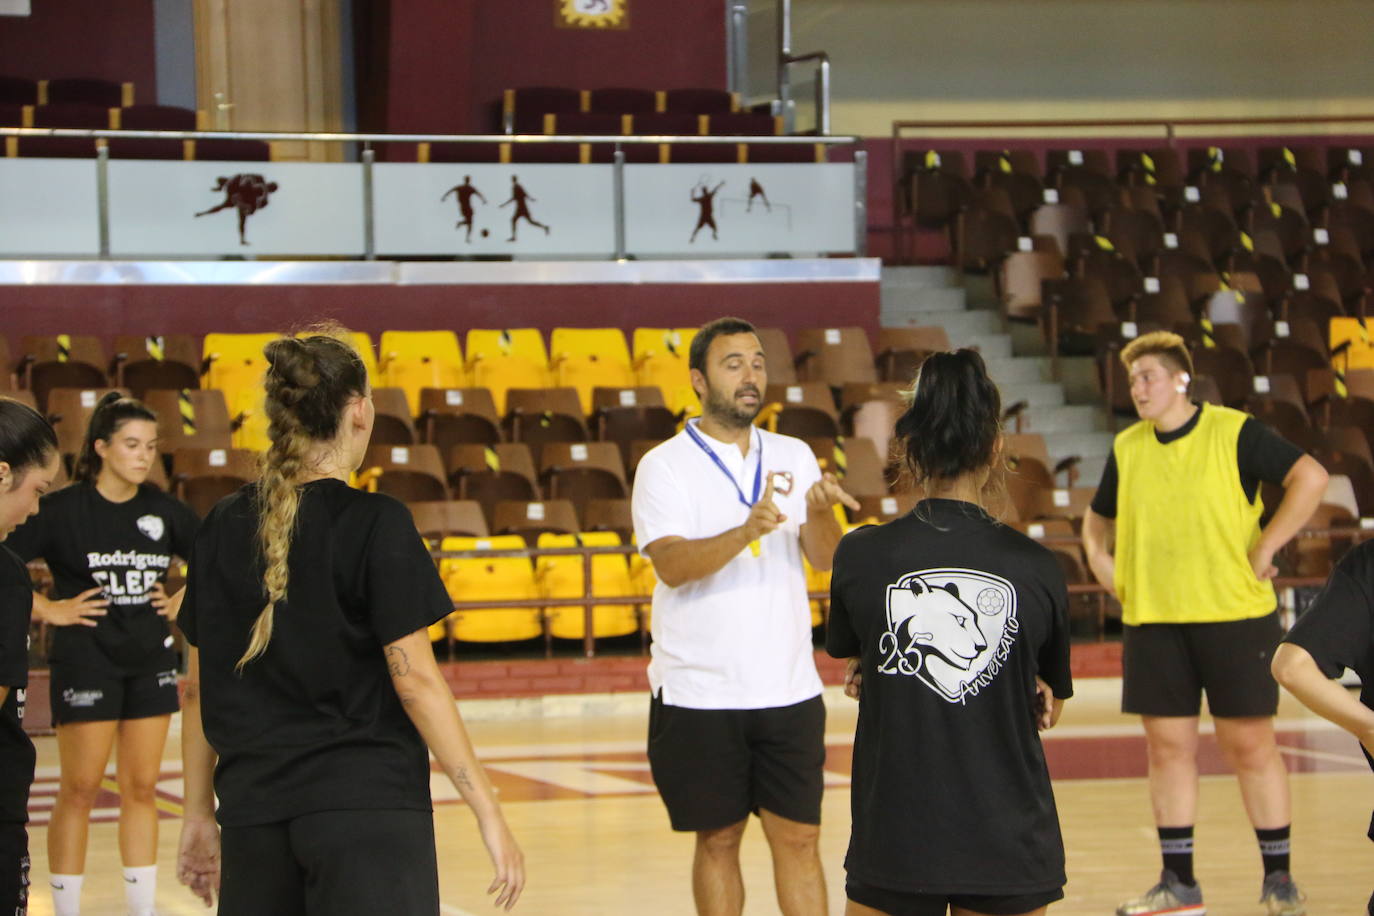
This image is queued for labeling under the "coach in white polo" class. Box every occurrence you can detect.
[632,316,858,916]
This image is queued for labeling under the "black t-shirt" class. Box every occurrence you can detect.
[177,479,454,827]
[1090,406,1304,518]
[826,499,1074,895]
[0,546,35,825]
[6,482,199,674]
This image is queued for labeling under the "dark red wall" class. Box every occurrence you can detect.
[0,0,157,100]
[380,0,727,135]
[0,280,878,352]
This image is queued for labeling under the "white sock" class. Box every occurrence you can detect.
[50,873,83,916]
[123,865,157,916]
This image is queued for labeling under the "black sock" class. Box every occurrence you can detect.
[1256,825,1291,876]
[1159,826,1196,886]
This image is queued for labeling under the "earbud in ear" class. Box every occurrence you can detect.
[1176,372,1191,394]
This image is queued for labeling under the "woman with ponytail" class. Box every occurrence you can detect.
[825,350,1074,916]
[0,398,60,915]
[7,392,198,916]
[175,330,523,914]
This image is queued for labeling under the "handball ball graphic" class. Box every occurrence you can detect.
[975,587,1005,616]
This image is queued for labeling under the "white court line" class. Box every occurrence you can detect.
[439,904,480,916]
[1276,744,1367,766]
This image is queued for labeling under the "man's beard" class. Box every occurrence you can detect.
[704,383,761,429]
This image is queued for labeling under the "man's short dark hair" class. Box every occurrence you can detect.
[689,317,758,373]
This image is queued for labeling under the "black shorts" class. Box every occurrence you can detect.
[1122,612,1281,718]
[49,664,179,726]
[647,693,825,833]
[846,879,1063,916]
[219,809,438,916]
[0,823,29,915]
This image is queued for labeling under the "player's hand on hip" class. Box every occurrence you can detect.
[806,472,861,514]
[39,587,108,627]
[741,474,786,541]
[1248,544,1279,582]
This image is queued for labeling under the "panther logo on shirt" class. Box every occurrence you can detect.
[136,514,165,542]
[877,568,1018,703]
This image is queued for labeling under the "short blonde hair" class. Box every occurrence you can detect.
[1120,330,1193,376]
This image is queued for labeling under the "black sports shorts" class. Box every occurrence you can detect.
[0,822,29,915]
[846,878,1064,915]
[1122,611,1281,718]
[49,663,179,726]
[647,692,825,833]
[218,809,438,916]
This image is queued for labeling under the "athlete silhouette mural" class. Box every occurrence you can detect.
[689,179,725,242]
[501,176,550,241]
[441,176,488,242]
[746,177,771,212]
[194,174,278,246]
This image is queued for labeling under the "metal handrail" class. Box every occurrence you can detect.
[0,126,857,146]
[776,0,832,136]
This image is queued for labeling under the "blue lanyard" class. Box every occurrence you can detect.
[684,419,763,509]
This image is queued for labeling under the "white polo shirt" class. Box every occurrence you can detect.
[631,421,824,710]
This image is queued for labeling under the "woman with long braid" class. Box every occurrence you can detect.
[0,398,61,915]
[175,330,523,914]
[7,393,198,916]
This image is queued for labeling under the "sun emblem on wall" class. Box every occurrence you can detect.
[555,0,628,30]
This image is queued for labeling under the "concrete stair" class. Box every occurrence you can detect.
[878,265,1112,483]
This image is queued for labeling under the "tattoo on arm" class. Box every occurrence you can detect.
[387,645,411,678]
[454,765,474,792]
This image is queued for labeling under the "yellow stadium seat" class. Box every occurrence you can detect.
[550,328,635,414]
[378,331,465,415]
[665,384,701,422]
[439,535,543,643]
[536,532,640,640]
[465,329,552,414]
[632,327,697,394]
[202,332,278,428]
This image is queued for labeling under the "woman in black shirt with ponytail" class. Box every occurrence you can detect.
[8,393,198,916]
[827,350,1073,916]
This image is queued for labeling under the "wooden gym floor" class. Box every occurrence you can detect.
[19,677,1374,914]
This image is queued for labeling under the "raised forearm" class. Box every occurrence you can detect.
[647,528,753,588]
[800,507,842,572]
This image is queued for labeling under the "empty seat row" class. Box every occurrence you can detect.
[499,87,743,134]
[0,76,134,106]
[1,102,268,161]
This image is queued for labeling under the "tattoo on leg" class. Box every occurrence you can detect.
[387,645,411,677]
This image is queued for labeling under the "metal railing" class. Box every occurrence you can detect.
[430,524,1374,658]
[776,0,831,135]
[0,126,865,260]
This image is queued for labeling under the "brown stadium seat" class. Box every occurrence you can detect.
[143,389,233,453]
[794,327,877,387]
[19,335,109,413]
[446,443,540,530]
[359,444,448,503]
[538,441,628,525]
[406,500,489,541]
[172,447,259,518]
[492,499,580,541]
[503,388,589,463]
[368,387,418,446]
[754,328,797,386]
[112,335,201,397]
[760,382,840,440]
[418,387,502,452]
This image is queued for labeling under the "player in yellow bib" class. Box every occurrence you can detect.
[1083,332,1328,916]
